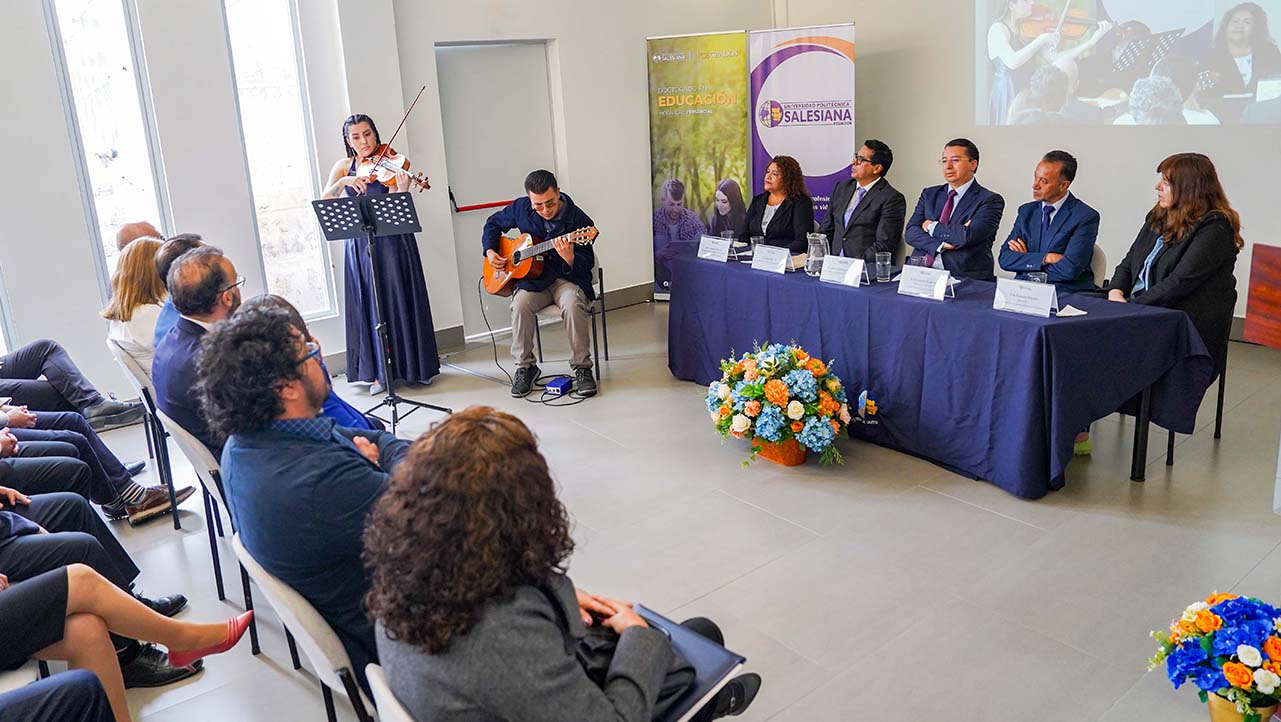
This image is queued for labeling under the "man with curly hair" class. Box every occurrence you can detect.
[196,307,410,693]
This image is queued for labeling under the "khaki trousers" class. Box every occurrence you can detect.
[510,279,592,369]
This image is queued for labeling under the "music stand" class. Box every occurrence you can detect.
[311,192,450,432]
[1112,28,1184,78]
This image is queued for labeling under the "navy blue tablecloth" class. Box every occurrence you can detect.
[668,249,1216,499]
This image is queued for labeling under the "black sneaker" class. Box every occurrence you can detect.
[574,368,597,397]
[125,460,147,477]
[84,399,145,432]
[512,365,539,398]
[135,592,188,617]
[121,643,203,688]
[717,673,761,717]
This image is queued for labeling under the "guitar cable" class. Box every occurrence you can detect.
[476,277,593,406]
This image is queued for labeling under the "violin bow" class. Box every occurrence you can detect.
[1053,0,1074,34]
[366,84,428,181]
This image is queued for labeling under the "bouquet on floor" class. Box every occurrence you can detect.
[705,343,850,466]
[1149,593,1281,722]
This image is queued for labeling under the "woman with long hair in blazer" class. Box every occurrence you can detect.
[739,156,814,254]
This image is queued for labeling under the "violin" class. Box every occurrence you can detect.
[1019,0,1100,43]
[357,144,430,192]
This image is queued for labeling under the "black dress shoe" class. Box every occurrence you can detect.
[125,460,147,477]
[718,673,761,717]
[121,643,203,688]
[135,592,188,617]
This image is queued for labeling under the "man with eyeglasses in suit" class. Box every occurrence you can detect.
[818,139,907,264]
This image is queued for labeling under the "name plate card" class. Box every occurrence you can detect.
[897,265,952,300]
[751,244,790,274]
[697,235,731,262]
[993,278,1059,317]
[820,256,869,287]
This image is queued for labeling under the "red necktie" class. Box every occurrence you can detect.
[924,189,958,267]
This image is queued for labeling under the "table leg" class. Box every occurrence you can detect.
[1130,387,1152,482]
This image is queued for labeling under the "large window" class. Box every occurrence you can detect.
[225,0,334,317]
[51,0,166,277]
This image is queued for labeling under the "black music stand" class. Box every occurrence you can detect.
[311,192,450,432]
[1112,28,1184,78]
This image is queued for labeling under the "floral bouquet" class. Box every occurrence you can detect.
[1149,593,1281,722]
[705,343,851,466]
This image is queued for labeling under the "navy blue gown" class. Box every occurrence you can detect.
[343,159,441,384]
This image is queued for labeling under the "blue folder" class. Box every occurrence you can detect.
[635,605,747,722]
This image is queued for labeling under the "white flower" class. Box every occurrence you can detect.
[1255,668,1280,694]
[710,411,720,423]
[1239,645,1264,668]
[1188,602,1209,612]
[839,403,851,424]
[786,400,805,420]
[717,383,732,400]
[731,414,751,434]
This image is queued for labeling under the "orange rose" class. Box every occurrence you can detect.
[830,420,841,434]
[1195,610,1223,633]
[719,405,732,418]
[818,391,840,416]
[807,358,827,376]
[794,349,810,362]
[1267,661,1281,676]
[744,400,762,417]
[1224,662,1254,689]
[764,379,790,405]
[1178,618,1199,636]
[1265,637,1281,663]
[791,421,804,433]
[1206,592,1239,605]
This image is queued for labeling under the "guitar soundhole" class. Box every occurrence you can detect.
[512,251,522,264]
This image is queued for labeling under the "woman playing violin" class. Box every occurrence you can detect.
[322,114,440,391]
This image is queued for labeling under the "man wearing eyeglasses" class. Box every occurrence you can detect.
[818,139,907,264]
[153,246,244,454]
[905,138,1006,281]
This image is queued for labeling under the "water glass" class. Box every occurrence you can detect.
[875,251,892,283]
[907,256,925,267]
[1026,272,1049,284]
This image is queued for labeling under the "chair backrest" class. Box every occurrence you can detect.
[1090,244,1109,288]
[105,338,155,409]
[366,664,416,722]
[0,661,40,695]
[231,534,374,712]
[153,408,227,510]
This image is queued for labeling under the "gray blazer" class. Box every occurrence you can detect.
[377,573,674,721]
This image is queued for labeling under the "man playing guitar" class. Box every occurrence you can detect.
[483,170,599,397]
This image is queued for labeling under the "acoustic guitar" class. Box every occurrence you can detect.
[482,226,599,296]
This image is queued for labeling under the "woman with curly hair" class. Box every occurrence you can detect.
[739,155,815,253]
[365,407,761,721]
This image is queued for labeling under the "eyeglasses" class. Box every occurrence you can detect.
[852,155,875,166]
[296,341,321,367]
[938,156,968,165]
[220,275,246,294]
[530,195,560,211]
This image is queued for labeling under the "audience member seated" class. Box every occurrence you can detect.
[1,404,190,524]
[152,246,241,454]
[0,341,142,432]
[102,238,166,377]
[817,139,906,263]
[906,138,1006,281]
[0,485,197,688]
[739,155,814,254]
[1116,76,1189,125]
[237,295,382,431]
[366,407,762,722]
[197,307,410,693]
[0,564,252,722]
[1106,152,1242,379]
[151,234,204,349]
[114,221,161,252]
[1113,56,1220,125]
[0,670,113,722]
[998,150,1100,293]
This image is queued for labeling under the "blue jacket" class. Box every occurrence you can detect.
[152,317,220,453]
[153,298,179,348]
[221,424,410,691]
[998,194,1100,293]
[482,193,597,299]
[905,180,1006,281]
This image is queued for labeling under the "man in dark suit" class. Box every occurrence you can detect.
[906,138,1005,281]
[198,307,410,695]
[152,246,243,454]
[998,151,1101,293]
[818,139,907,263]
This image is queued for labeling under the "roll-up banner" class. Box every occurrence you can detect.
[647,31,750,296]
[748,25,857,223]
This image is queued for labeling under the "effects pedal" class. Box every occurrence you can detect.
[545,377,574,397]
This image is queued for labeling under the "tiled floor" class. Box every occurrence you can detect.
[79,301,1281,721]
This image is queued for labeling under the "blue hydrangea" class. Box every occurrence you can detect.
[705,383,724,413]
[1212,619,1272,656]
[783,369,818,402]
[754,405,785,442]
[1193,664,1227,693]
[1212,597,1281,626]
[1167,640,1208,688]
[797,415,836,452]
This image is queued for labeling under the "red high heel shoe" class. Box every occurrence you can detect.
[168,611,254,668]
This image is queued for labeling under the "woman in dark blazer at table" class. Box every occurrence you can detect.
[739,155,815,254]
[1105,152,1243,376]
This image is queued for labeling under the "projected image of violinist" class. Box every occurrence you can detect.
[977,0,1281,125]
[320,113,442,391]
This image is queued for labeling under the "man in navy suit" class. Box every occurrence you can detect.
[152,246,243,454]
[197,307,410,695]
[905,138,1005,281]
[998,151,1100,293]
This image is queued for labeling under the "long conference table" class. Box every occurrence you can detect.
[667,248,1217,499]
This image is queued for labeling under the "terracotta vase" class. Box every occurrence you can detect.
[755,437,807,466]
[1206,693,1279,722]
